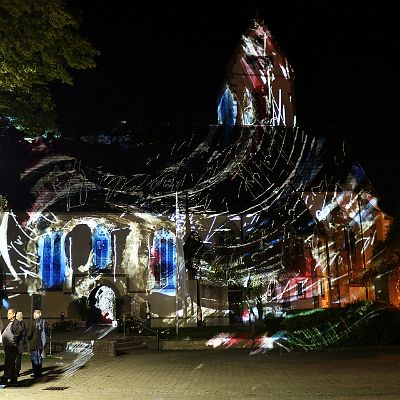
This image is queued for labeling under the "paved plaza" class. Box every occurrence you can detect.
[1,347,400,399]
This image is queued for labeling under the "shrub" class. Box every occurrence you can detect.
[51,319,80,332]
[284,301,400,350]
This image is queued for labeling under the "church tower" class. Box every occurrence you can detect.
[218,19,296,127]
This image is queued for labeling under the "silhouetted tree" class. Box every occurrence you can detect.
[0,1,99,136]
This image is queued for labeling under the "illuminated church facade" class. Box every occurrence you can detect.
[0,19,397,328]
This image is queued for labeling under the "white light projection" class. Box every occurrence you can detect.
[94,285,116,322]
[0,212,19,281]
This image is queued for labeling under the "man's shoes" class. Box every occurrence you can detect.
[0,384,6,389]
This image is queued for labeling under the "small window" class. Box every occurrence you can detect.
[266,281,276,301]
[320,279,325,298]
[292,239,304,257]
[297,282,305,299]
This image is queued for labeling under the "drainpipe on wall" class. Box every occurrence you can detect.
[324,234,333,307]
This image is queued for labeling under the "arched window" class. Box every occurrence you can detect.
[217,86,237,126]
[39,231,66,290]
[242,88,256,125]
[150,228,176,290]
[52,232,62,287]
[92,225,111,270]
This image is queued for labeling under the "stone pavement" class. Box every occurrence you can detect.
[1,346,400,399]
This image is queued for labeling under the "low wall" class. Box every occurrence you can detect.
[47,339,116,356]
[161,339,209,350]
[93,340,116,356]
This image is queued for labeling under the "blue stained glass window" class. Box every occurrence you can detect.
[351,161,366,183]
[92,225,111,269]
[150,229,176,290]
[167,238,174,287]
[52,233,62,287]
[42,235,51,287]
[39,231,66,290]
[217,86,237,126]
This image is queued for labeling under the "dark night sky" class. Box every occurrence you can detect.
[52,1,397,214]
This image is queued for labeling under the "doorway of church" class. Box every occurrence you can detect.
[87,285,116,325]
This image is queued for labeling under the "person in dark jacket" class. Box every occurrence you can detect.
[14,311,28,379]
[27,309,48,378]
[0,308,23,387]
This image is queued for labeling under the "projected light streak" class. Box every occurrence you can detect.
[329,251,339,266]
[91,126,296,217]
[68,236,72,271]
[34,211,59,225]
[204,215,218,242]
[330,273,348,283]
[250,331,291,355]
[362,236,372,253]
[300,279,325,295]
[113,234,117,282]
[17,260,39,275]
[9,212,39,241]
[0,213,19,280]
[61,341,94,378]
[10,241,39,265]
[27,251,37,257]
[231,151,309,216]
[272,282,298,302]
[284,308,382,351]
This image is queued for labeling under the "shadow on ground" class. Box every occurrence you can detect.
[5,365,74,389]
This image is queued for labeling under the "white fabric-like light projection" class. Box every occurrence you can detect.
[94,285,116,322]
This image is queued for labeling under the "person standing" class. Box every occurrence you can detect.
[27,309,48,378]
[0,308,23,387]
[14,311,28,379]
[0,311,3,346]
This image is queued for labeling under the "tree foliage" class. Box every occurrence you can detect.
[0,0,99,136]
[0,194,7,211]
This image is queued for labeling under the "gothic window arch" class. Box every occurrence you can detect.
[92,225,111,270]
[217,86,237,126]
[39,231,66,290]
[241,88,256,126]
[149,228,176,290]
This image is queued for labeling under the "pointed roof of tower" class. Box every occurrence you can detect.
[217,18,296,127]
